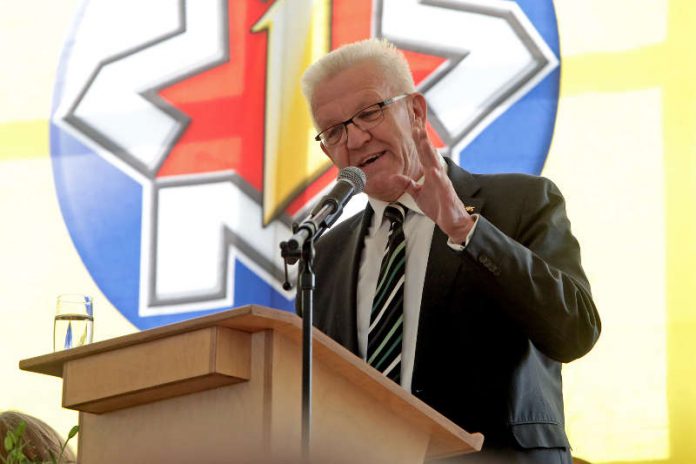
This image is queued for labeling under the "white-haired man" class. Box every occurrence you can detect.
[301,38,600,463]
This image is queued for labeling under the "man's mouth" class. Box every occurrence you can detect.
[358,151,385,168]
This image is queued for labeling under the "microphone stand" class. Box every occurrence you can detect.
[279,170,362,462]
[298,238,314,463]
[280,219,322,463]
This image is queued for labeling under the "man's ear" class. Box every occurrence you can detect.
[319,142,340,165]
[320,141,330,157]
[410,93,428,129]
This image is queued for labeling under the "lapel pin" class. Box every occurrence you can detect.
[465,205,476,214]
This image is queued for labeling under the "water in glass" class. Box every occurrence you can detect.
[54,294,94,351]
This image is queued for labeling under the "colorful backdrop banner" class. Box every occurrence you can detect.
[50,0,560,329]
[2,1,695,463]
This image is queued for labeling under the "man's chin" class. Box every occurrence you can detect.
[364,179,408,202]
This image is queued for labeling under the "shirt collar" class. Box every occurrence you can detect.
[367,153,448,226]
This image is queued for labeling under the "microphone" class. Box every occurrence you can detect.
[308,166,366,219]
[284,167,366,254]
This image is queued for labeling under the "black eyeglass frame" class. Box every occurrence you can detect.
[314,94,410,146]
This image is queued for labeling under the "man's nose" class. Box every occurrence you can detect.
[345,122,371,149]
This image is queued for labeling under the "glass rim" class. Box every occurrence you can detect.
[57,294,93,304]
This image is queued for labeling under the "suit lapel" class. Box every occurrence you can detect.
[331,206,373,354]
[420,159,484,315]
[446,158,484,215]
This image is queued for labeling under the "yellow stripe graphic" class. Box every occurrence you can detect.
[253,0,333,225]
[0,120,49,160]
[559,0,696,461]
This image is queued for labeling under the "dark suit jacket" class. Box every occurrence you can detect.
[310,159,600,451]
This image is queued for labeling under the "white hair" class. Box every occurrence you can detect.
[301,38,416,105]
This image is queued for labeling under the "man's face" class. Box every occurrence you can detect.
[311,61,425,201]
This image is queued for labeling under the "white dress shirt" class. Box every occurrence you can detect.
[357,192,434,392]
[356,159,479,391]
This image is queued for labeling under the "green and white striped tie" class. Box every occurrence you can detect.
[367,203,406,383]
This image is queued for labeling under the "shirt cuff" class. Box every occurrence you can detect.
[446,214,479,251]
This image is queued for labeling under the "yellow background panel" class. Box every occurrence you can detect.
[545,89,668,462]
[1,1,696,463]
[554,0,667,56]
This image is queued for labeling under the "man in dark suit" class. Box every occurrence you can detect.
[300,38,600,463]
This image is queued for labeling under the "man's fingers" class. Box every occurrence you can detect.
[413,124,441,169]
[393,175,421,196]
[392,174,411,191]
[407,180,422,195]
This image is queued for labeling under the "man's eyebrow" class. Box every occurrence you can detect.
[354,97,381,112]
[314,93,383,129]
[327,99,381,126]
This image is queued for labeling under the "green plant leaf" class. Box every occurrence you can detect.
[3,434,12,452]
[52,424,79,464]
[67,425,79,440]
[9,446,22,463]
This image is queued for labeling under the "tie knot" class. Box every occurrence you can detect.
[384,203,406,225]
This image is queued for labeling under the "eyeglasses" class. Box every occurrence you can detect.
[314,94,410,147]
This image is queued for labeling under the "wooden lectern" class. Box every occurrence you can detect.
[20,305,483,463]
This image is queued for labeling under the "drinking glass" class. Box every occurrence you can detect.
[53,294,94,351]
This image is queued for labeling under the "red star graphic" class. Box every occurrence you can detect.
[156,0,445,217]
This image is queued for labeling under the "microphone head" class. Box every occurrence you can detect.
[337,166,367,194]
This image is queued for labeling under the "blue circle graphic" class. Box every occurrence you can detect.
[50,0,560,330]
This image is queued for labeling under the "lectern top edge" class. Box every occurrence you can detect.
[19,305,290,377]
